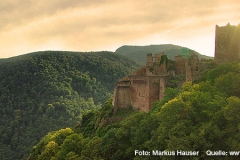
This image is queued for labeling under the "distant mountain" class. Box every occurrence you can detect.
[115,44,213,64]
[0,51,141,160]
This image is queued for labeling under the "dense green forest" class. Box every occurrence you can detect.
[0,51,141,159]
[28,62,240,160]
[115,44,213,64]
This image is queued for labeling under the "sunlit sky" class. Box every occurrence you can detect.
[1,0,240,58]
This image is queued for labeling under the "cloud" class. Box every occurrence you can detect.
[0,0,240,58]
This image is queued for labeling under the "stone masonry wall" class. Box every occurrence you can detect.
[130,77,149,112]
[148,77,160,111]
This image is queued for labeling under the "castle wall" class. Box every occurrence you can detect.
[128,76,166,112]
[129,76,150,112]
[159,61,167,74]
[174,56,185,74]
[159,78,165,100]
[185,60,192,82]
[189,54,198,73]
[117,86,131,108]
[148,77,160,110]
[113,80,131,114]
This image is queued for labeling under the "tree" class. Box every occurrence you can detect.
[38,141,59,160]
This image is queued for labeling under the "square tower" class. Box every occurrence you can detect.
[214,23,240,63]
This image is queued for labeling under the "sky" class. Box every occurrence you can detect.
[0,0,240,58]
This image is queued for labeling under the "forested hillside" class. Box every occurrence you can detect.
[28,62,240,160]
[0,51,141,159]
[115,44,213,64]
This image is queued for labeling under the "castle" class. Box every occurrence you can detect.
[113,51,203,113]
[214,23,240,63]
[113,23,240,113]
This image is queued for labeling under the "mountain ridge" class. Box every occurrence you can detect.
[115,44,213,64]
[0,50,141,159]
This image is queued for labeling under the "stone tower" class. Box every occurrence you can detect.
[147,53,153,66]
[214,23,240,63]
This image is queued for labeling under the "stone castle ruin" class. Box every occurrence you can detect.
[113,51,203,113]
[113,23,240,113]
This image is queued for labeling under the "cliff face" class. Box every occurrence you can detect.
[214,23,240,63]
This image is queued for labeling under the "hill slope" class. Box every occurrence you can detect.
[115,44,213,64]
[0,51,141,159]
[28,62,240,160]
